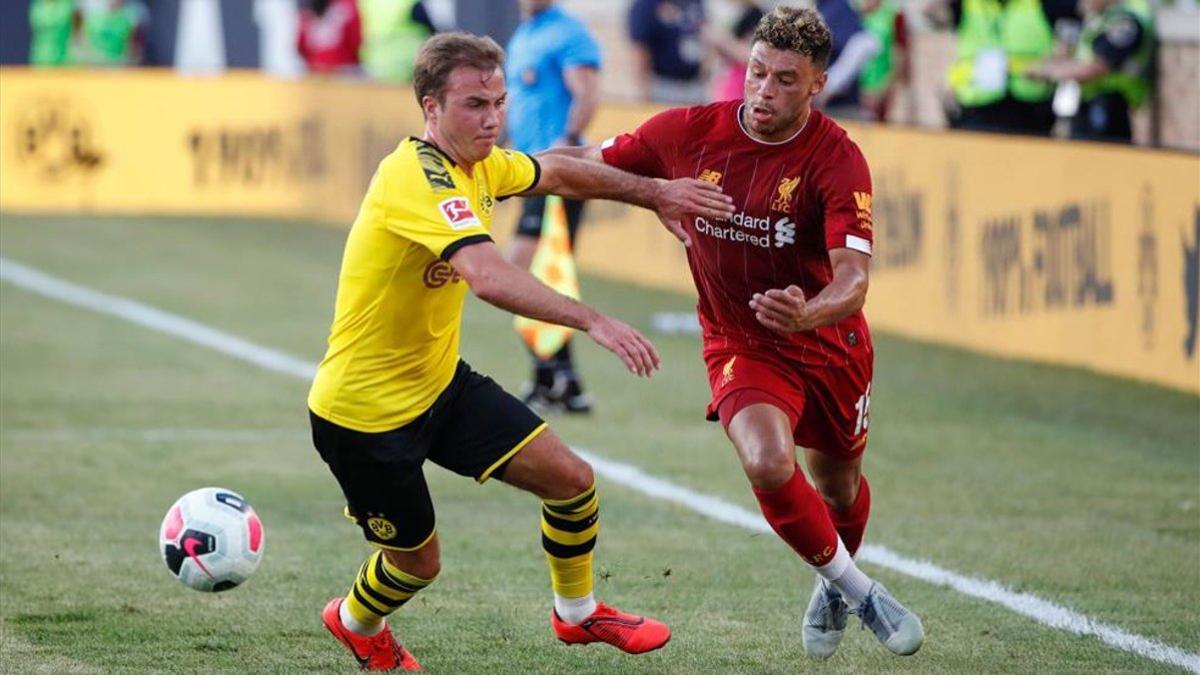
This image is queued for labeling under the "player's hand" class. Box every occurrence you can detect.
[750,285,814,333]
[653,178,735,232]
[656,213,692,247]
[586,315,661,377]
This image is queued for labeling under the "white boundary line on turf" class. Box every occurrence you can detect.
[3,255,1197,674]
[2,428,308,443]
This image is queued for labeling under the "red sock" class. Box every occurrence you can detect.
[828,475,871,556]
[752,464,840,567]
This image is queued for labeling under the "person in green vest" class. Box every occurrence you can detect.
[358,0,436,83]
[856,0,908,121]
[924,0,1078,135]
[77,0,144,66]
[29,0,77,67]
[1027,0,1154,142]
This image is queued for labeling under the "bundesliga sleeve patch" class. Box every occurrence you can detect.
[438,197,481,230]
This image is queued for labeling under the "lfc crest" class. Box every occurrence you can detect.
[771,175,800,212]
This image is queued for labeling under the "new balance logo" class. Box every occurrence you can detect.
[774,218,796,248]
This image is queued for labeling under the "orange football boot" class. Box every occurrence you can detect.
[551,602,671,654]
[322,597,421,671]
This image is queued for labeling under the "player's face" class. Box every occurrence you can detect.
[424,66,507,165]
[743,42,827,141]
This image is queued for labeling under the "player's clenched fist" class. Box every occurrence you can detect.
[750,285,814,333]
[586,315,661,377]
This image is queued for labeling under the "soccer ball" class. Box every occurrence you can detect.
[159,487,264,592]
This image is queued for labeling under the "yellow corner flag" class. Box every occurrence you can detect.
[514,196,580,360]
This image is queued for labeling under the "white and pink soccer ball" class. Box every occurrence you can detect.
[159,487,264,592]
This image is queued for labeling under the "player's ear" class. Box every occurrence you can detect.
[422,95,439,121]
[811,70,828,97]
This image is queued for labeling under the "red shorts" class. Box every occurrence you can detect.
[704,347,873,459]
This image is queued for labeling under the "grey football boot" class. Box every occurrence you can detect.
[802,578,849,658]
[853,582,925,656]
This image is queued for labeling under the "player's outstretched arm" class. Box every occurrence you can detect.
[536,144,604,162]
[449,241,661,377]
[750,248,870,334]
[536,146,700,247]
[529,153,735,224]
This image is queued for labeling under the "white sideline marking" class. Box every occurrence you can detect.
[0,258,315,381]
[3,255,1198,673]
[2,428,307,443]
[575,451,1200,673]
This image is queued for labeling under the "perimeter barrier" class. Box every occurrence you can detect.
[2,69,1196,393]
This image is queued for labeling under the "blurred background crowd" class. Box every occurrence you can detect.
[2,0,1197,148]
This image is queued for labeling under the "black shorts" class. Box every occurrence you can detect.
[515,194,586,244]
[310,360,547,550]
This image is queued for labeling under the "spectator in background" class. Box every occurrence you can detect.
[1027,0,1154,143]
[77,0,145,66]
[703,1,766,102]
[29,0,76,67]
[924,0,1078,135]
[359,0,435,83]
[813,0,881,119]
[298,0,363,75]
[629,0,708,104]
[506,0,602,413]
[856,0,909,121]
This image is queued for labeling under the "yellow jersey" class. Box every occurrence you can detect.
[308,137,540,431]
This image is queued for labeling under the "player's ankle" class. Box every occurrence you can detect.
[340,601,385,636]
[554,592,597,624]
[815,542,871,608]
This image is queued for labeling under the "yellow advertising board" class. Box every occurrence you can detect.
[1,68,1197,393]
[0,69,426,223]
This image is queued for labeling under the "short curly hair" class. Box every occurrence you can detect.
[752,6,833,69]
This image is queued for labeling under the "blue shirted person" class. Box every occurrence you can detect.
[505,0,602,414]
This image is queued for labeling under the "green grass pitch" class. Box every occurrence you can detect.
[1,213,1197,673]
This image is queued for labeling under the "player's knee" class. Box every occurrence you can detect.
[536,452,595,502]
[562,459,595,498]
[740,443,795,490]
[814,472,861,511]
[383,545,441,581]
[820,483,858,512]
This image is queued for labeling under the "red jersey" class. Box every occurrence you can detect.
[601,101,874,368]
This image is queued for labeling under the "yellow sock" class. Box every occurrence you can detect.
[541,484,599,599]
[343,550,435,626]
